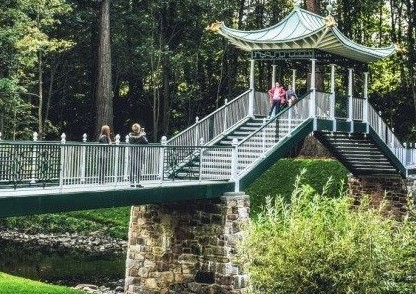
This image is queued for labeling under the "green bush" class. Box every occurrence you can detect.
[237,171,416,294]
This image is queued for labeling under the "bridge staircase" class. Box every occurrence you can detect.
[168,117,267,180]
[314,131,403,177]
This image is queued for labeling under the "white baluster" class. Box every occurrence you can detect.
[124,135,130,180]
[159,136,167,183]
[199,137,205,181]
[30,132,39,184]
[195,116,199,146]
[114,134,120,185]
[59,133,66,189]
[262,118,267,153]
[223,98,228,134]
[81,134,87,183]
[378,111,382,140]
[231,138,239,192]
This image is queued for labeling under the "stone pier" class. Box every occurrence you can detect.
[348,175,413,215]
[124,192,250,294]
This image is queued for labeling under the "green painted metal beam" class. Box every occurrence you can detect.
[0,181,234,218]
[367,127,407,177]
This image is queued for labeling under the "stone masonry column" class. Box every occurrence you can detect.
[124,192,250,294]
[348,175,409,216]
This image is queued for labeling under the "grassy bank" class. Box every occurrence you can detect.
[0,272,83,294]
[246,158,348,214]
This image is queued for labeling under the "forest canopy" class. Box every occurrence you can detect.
[0,0,414,142]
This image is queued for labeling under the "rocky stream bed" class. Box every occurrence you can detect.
[0,229,128,294]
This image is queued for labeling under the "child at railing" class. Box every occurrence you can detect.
[286,84,298,106]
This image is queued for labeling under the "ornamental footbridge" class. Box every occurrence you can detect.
[1,90,416,217]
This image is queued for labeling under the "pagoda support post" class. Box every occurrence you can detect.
[272,64,277,87]
[310,58,317,130]
[363,71,369,133]
[347,68,354,132]
[249,59,255,118]
[330,64,336,131]
[291,68,296,92]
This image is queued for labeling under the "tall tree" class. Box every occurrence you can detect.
[95,0,113,136]
[305,0,324,91]
[0,0,72,139]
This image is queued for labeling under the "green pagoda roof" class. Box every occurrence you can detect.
[208,5,395,64]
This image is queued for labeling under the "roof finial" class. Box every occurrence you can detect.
[324,0,337,27]
[206,21,222,33]
[325,0,336,16]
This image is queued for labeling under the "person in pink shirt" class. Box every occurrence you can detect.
[267,82,286,118]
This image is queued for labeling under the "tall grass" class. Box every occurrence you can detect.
[237,171,416,294]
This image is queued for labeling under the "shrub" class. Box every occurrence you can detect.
[237,171,416,294]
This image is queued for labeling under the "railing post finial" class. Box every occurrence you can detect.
[199,137,205,146]
[82,133,87,142]
[125,134,130,143]
[195,116,199,123]
[61,133,66,144]
[115,134,120,145]
[33,132,38,142]
[161,136,167,146]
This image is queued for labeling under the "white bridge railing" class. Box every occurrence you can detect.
[0,141,235,191]
[1,89,416,193]
[167,90,271,147]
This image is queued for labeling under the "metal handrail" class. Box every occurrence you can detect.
[167,90,251,146]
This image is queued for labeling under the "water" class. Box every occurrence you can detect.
[0,239,125,287]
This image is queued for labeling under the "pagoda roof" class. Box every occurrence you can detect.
[210,5,395,64]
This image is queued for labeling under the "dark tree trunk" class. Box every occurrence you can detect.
[305,0,324,91]
[405,0,416,123]
[305,0,321,14]
[95,0,113,137]
[162,54,170,135]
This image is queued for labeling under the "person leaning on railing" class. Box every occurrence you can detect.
[98,125,112,184]
[286,84,298,106]
[128,123,148,187]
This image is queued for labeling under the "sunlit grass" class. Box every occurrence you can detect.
[0,272,83,294]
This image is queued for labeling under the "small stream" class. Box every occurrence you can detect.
[0,239,125,288]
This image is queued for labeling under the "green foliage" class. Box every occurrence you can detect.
[245,158,348,215]
[238,173,416,294]
[0,272,83,294]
